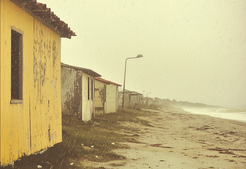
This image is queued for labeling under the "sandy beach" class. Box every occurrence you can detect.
[83,106,246,169]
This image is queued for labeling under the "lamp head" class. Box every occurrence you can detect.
[136,54,143,58]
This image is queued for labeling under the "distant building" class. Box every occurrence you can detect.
[94,77,121,115]
[143,97,154,106]
[0,0,75,165]
[61,63,101,121]
[119,90,143,107]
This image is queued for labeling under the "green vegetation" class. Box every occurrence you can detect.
[1,108,156,169]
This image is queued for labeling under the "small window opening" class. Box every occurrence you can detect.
[88,77,90,100]
[11,29,23,101]
[91,79,93,100]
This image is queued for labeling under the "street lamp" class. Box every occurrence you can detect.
[122,54,143,108]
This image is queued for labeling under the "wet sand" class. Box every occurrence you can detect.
[83,106,246,169]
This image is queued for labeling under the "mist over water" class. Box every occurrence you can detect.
[182,107,246,123]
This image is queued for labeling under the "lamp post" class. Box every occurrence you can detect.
[122,54,143,108]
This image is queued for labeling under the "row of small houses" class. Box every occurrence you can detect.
[0,0,151,166]
[61,63,148,121]
[61,63,122,121]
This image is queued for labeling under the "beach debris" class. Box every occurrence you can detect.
[45,161,51,165]
[91,145,94,148]
[35,149,47,155]
[70,163,74,165]
[111,142,115,145]
[37,165,42,168]
[39,149,47,154]
[81,144,93,151]
[96,156,98,158]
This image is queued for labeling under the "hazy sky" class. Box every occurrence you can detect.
[39,0,246,109]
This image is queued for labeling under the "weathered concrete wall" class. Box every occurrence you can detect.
[129,94,143,106]
[61,67,82,117]
[118,91,130,107]
[119,91,143,108]
[130,95,138,106]
[0,0,62,165]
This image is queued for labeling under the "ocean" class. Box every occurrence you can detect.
[182,106,246,123]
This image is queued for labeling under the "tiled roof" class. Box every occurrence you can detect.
[109,81,122,86]
[61,63,101,77]
[120,90,142,95]
[95,77,121,86]
[11,0,76,39]
[94,77,111,84]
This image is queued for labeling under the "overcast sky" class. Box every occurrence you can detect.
[39,0,246,109]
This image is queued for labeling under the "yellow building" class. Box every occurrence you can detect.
[0,0,75,165]
[94,77,121,115]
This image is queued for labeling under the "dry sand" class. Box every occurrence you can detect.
[83,106,246,169]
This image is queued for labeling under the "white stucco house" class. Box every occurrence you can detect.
[94,77,121,115]
[61,63,101,121]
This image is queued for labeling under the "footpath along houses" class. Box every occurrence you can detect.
[0,0,75,166]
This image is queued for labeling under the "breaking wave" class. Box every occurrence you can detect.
[182,107,246,123]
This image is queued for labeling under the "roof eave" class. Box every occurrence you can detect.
[61,63,101,77]
[11,0,76,39]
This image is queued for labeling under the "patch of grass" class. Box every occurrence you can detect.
[105,108,156,127]
[109,162,127,167]
[0,108,156,169]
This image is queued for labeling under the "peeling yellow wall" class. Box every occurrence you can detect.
[0,0,62,165]
[0,1,1,163]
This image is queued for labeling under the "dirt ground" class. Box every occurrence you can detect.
[82,106,246,169]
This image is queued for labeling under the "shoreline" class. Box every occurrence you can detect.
[179,105,246,123]
[84,105,246,169]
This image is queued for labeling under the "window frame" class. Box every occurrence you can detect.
[91,79,93,101]
[88,77,90,100]
[10,27,23,104]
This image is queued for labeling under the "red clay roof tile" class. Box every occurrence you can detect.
[11,0,76,38]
